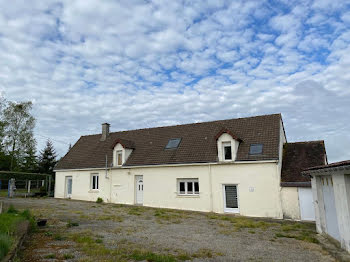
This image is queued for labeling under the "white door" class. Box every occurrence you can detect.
[322,176,340,241]
[135,176,143,205]
[65,176,72,198]
[298,187,315,221]
[223,185,239,213]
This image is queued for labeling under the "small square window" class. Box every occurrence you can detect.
[165,138,182,149]
[249,144,263,155]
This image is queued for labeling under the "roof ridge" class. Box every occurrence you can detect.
[81,113,282,137]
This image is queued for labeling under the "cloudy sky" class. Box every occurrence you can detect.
[1,0,349,162]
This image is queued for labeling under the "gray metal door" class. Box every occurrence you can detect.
[322,176,340,241]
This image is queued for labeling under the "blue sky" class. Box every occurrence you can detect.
[0,0,350,162]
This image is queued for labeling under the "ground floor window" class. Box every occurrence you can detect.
[91,174,99,190]
[178,179,199,195]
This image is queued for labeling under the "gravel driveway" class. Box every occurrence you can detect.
[2,197,337,262]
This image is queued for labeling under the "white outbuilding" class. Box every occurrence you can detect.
[304,160,350,253]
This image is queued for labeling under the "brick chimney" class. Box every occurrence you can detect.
[101,123,110,141]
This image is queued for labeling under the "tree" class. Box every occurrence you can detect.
[2,101,36,171]
[38,139,57,174]
[0,96,6,152]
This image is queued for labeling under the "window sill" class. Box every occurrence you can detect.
[88,190,99,193]
[176,194,200,198]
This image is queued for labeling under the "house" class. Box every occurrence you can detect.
[280,141,327,221]
[303,161,350,253]
[54,114,326,219]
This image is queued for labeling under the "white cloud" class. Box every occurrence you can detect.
[0,0,349,162]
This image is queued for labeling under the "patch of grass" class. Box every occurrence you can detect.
[67,221,79,227]
[249,230,256,234]
[153,209,186,224]
[275,231,319,244]
[44,253,56,259]
[231,217,273,230]
[53,234,65,241]
[0,234,11,260]
[96,197,103,203]
[0,206,36,260]
[79,214,89,220]
[44,231,53,237]
[176,253,192,261]
[97,215,124,222]
[7,205,18,214]
[192,249,213,258]
[128,207,143,216]
[63,253,75,259]
[95,239,103,243]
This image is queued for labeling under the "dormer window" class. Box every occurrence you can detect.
[112,139,135,167]
[116,150,123,166]
[215,128,241,162]
[223,142,232,160]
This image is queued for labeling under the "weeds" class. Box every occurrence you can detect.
[63,253,75,259]
[67,221,79,227]
[44,253,56,259]
[96,197,103,203]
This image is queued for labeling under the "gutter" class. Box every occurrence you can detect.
[302,164,350,176]
[54,159,278,172]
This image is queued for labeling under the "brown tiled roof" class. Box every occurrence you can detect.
[55,114,282,170]
[281,141,326,186]
[305,160,350,171]
[111,138,135,149]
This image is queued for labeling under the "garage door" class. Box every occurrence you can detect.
[322,176,340,241]
[298,187,315,221]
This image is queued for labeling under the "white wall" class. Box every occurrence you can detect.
[55,169,112,202]
[56,161,283,218]
[281,187,300,220]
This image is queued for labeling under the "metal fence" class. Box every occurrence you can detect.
[0,171,54,197]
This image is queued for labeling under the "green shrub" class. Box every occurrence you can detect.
[96,197,103,203]
[7,205,17,214]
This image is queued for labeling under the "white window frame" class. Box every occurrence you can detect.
[178,179,199,195]
[91,173,99,190]
[116,150,123,166]
[222,142,232,161]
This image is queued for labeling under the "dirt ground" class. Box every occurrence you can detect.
[1,197,340,262]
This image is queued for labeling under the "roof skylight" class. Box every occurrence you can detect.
[249,144,263,155]
[165,138,182,149]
